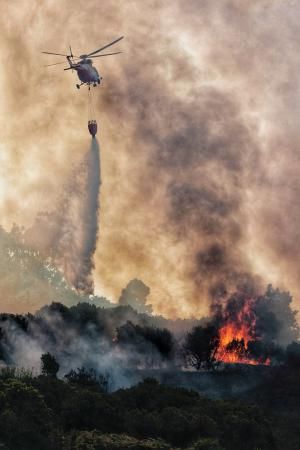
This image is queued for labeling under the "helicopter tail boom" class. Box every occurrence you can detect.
[64,65,80,71]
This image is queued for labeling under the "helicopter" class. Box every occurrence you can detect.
[42,36,124,89]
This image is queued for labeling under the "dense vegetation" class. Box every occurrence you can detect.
[0,365,286,450]
[0,295,299,385]
[1,227,300,449]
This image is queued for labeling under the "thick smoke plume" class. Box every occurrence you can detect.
[25,140,101,294]
[0,1,300,317]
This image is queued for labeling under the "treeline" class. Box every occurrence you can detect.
[1,225,300,374]
[0,299,300,385]
[0,364,277,450]
[0,302,178,380]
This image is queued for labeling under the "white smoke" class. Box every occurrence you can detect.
[70,138,101,293]
[25,139,101,294]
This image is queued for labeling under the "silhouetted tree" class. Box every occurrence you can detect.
[41,353,59,378]
[119,279,153,314]
[117,321,174,367]
[184,324,219,370]
[285,341,300,368]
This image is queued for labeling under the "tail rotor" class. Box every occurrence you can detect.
[69,45,74,72]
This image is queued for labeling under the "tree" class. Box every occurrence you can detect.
[64,367,109,392]
[285,341,300,368]
[0,225,81,312]
[257,284,299,345]
[0,379,56,450]
[183,324,219,370]
[64,431,172,449]
[41,353,59,378]
[116,322,174,367]
[119,279,153,314]
[188,438,224,450]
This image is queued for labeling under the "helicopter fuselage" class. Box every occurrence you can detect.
[73,59,100,83]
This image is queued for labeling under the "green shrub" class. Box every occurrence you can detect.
[64,431,172,450]
[188,438,225,450]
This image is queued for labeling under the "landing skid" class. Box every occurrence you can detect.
[76,82,99,90]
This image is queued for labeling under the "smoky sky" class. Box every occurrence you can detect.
[0,0,300,317]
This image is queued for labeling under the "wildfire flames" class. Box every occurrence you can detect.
[214,298,270,365]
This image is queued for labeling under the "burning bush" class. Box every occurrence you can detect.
[184,285,299,368]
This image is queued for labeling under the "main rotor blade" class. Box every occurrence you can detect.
[92,51,123,58]
[42,51,80,57]
[44,61,67,66]
[84,36,124,57]
[42,51,69,57]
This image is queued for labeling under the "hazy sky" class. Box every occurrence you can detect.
[0,0,300,317]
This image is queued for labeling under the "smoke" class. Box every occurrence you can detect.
[105,80,262,305]
[0,1,300,317]
[70,138,101,293]
[25,139,101,294]
[0,285,298,392]
[0,302,177,390]
[212,286,299,346]
[209,285,299,365]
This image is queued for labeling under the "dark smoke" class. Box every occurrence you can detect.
[100,65,262,311]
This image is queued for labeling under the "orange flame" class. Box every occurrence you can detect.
[215,298,270,365]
